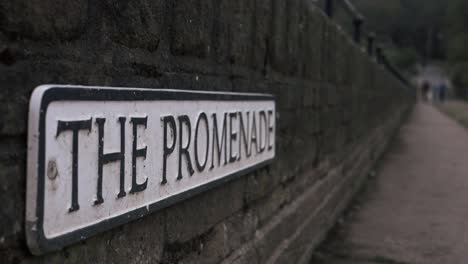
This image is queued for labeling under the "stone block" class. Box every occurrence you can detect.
[171,0,213,58]
[228,0,255,67]
[284,0,301,76]
[105,0,164,51]
[269,0,288,74]
[0,138,25,255]
[251,0,272,72]
[0,0,88,40]
[165,177,244,243]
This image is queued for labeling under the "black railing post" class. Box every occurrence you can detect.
[353,17,363,43]
[367,33,375,55]
[325,0,333,17]
[317,0,409,86]
[376,46,383,63]
[382,53,389,67]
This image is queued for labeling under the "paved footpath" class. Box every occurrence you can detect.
[311,103,468,264]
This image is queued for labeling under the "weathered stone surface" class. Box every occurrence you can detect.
[31,213,165,264]
[0,0,88,40]
[228,0,255,66]
[105,0,164,51]
[165,177,245,244]
[0,0,413,262]
[0,138,26,256]
[302,4,324,81]
[251,0,272,72]
[269,0,288,74]
[171,0,213,58]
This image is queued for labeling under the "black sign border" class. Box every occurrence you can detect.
[28,86,276,254]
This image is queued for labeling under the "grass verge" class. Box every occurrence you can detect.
[436,100,468,129]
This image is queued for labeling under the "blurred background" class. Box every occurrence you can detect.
[352,0,468,99]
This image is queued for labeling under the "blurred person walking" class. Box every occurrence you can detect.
[421,81,430,102]
[439,82,447,103]
[432,83,440,103]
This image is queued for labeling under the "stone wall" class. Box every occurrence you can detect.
[0,0,413,263]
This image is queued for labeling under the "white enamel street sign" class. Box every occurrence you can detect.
[26,85,276,254]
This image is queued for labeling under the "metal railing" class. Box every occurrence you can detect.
[318,0,409,86]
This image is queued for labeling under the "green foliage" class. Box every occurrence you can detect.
[388,47,419,70]
[438,101,468,129]
[445,0,468,34]
[447,34,468,62]
[444,0,468,94]
[355,0,446,42]
[350,0,468,97]
[446,0,468,62]
[451,62,468,98]
[353,0,402,34]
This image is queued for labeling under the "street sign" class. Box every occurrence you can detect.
[26,85,276,254]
